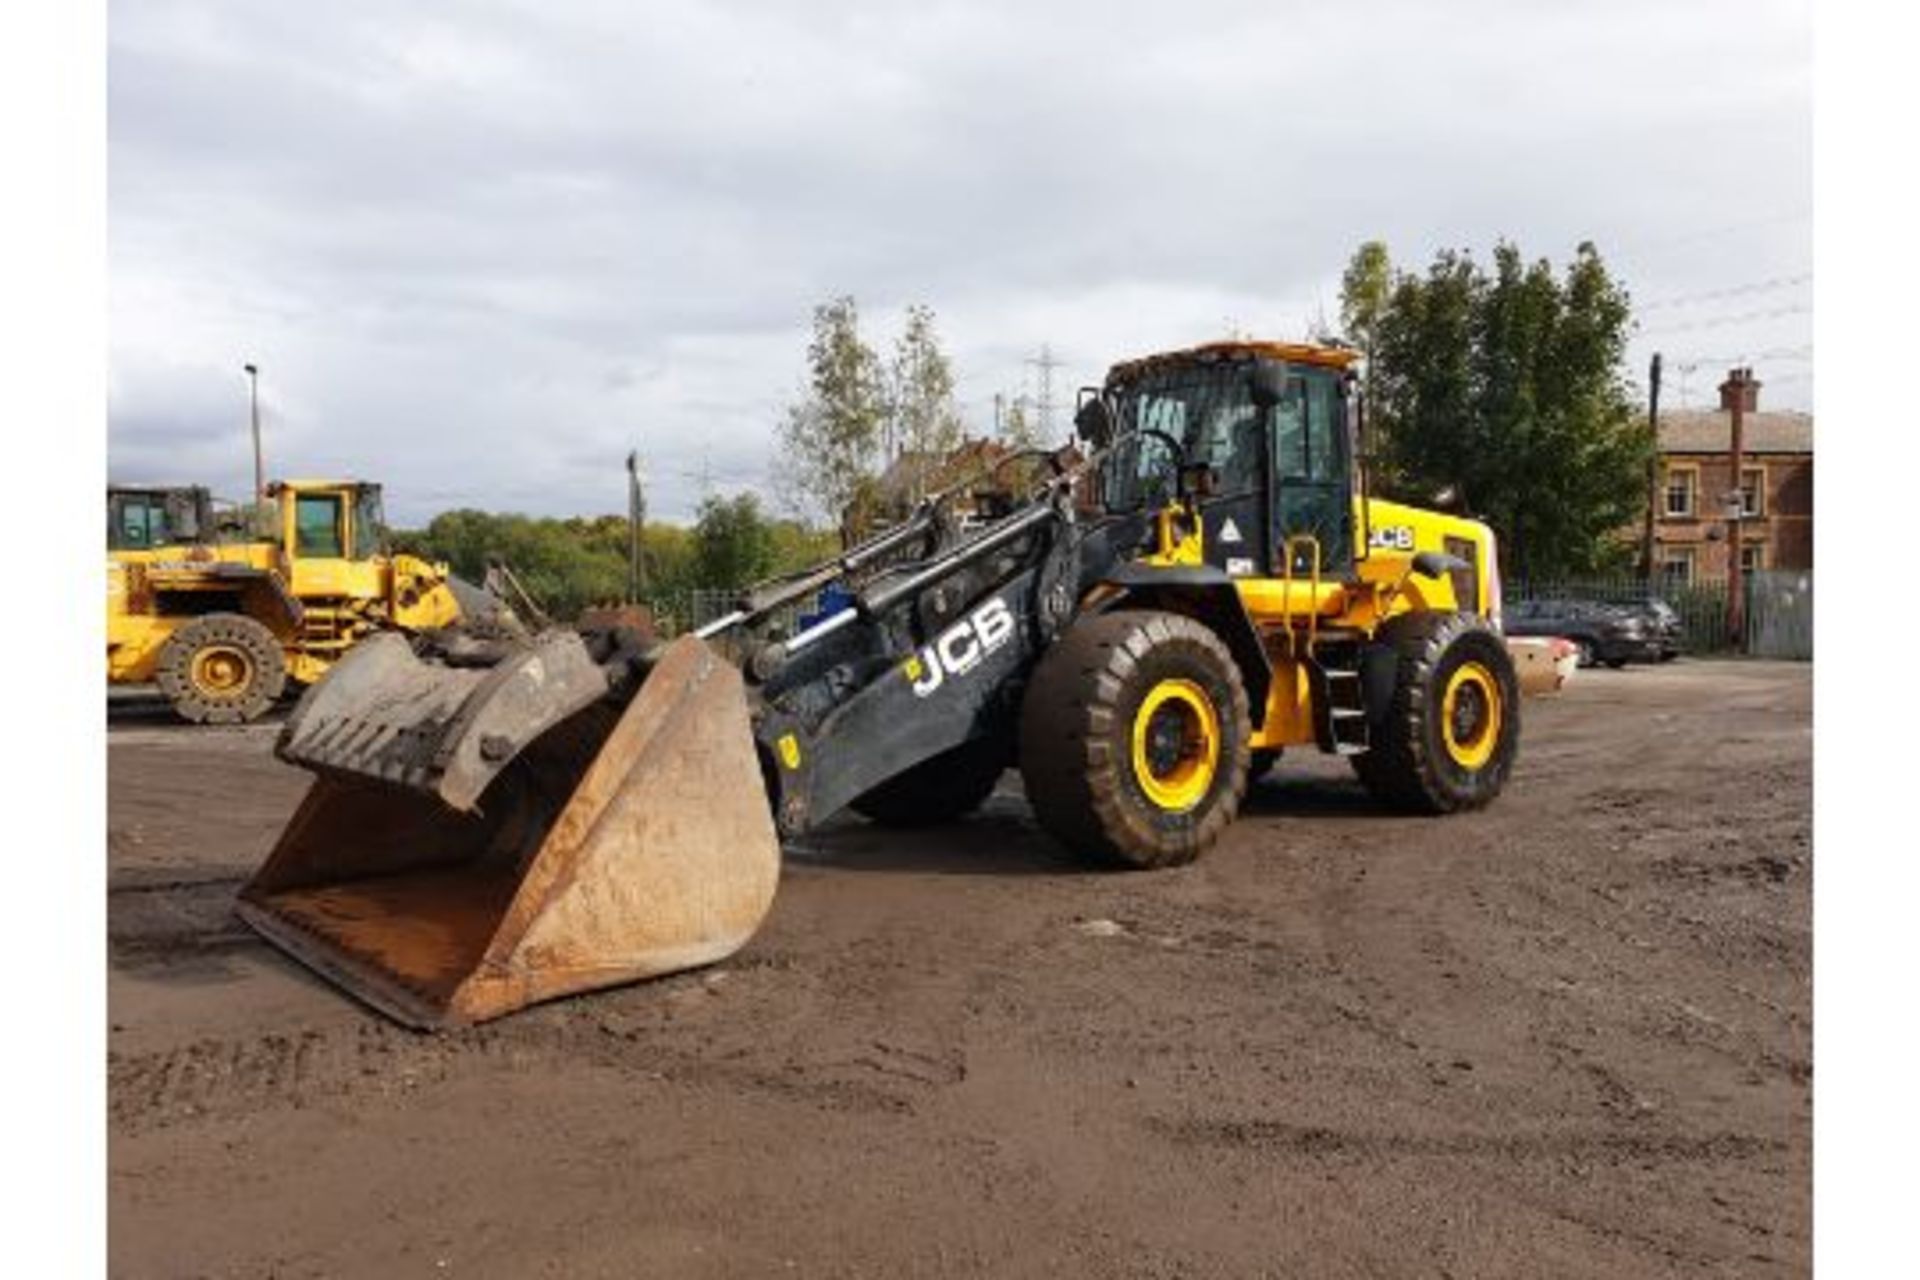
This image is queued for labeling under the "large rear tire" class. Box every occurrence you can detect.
[1019,609,1250,869]
[1352,612,1519,814]
[851,735,1006,827]
[155,612,287,725]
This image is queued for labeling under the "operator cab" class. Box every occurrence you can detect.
[1090,341,1362,580]
[271,480,389,562]
[107,485,213,551]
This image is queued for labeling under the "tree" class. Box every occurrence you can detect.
[885,305,965,499]
[777,296,887,534]
[768,517,840,575]
[692,492,776,590]
[1339,240,1394,461]
[998,394,1040,452]
[403,509,627,619]
[1340,240,1393,358]
[1361,239,1647,580]
[986,394,1049,493]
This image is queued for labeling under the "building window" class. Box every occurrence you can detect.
[1740,466,1766,518]
[1661,546,1695,587]
[1663,465,1698,518]
[1740,544,1765,574]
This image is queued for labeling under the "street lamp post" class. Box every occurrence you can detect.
[244,363,264,533]
[627,449,646,603]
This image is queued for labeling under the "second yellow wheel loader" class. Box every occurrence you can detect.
[237,340,1521,1028]
[107,479,515,724]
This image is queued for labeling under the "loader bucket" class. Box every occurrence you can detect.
[235,636,781,1028]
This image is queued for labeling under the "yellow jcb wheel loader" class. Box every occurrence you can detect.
[107,479,516,724]
[237,340,1520,1028]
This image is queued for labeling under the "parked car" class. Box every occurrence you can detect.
[1610,597,1684,661]
[1503,598,1665,668]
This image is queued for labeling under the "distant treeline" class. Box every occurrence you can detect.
[393,493,837,621]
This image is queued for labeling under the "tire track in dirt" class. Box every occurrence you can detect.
[109,958,978,1133]
[108,876,259,967]
[1152,1115,1785,1165]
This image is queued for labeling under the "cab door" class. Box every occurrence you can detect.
[1188,395,1271,578]
[286,489,355,598]
[1269,369,1354,578]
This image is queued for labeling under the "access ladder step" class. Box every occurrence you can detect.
[1309,663,1371,755]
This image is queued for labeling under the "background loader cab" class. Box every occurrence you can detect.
[273,478,392,600]
[107,485,217,554]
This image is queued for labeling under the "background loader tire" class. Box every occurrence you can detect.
[851,735,1006,827]
[1352,611,1519,814]
[1248,748,1282,782]
[1019,609,1250,870]
[155,612,287,725]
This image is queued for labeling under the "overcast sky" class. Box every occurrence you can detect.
[108,0,1811,525]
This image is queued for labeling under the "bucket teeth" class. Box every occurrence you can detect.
[276,630,613,811]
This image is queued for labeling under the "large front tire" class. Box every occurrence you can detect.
[154,612,287,725]
[1019,610,1251,869]
[1352,612,1520,814]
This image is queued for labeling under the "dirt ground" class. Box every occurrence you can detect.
[107,660,1811,1279]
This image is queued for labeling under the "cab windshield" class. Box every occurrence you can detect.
[1103,362,1262,511]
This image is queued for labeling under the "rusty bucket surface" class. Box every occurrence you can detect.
[236,637,780,1028]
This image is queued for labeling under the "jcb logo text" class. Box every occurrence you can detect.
[909,597,1016,697]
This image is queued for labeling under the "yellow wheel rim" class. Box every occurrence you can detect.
[1441,660,1502,770]
[1130,678,1221,812]
[190,644,253,697]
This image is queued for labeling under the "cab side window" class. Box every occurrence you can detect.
[119,501,150,549]
[295,494,344,557]
[111,497,166,549]
[1274,375,1346,482]
[1275,383,1307,480]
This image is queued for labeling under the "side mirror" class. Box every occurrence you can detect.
[1249,359,1288,408]
[1411,550,1468,579]
[1074,394,1115,448]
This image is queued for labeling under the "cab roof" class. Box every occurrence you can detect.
[107,483,210,495]
[268,479,381,493]
[1106,339,1360,384]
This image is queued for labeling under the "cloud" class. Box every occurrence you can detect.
[109,0,1812,524]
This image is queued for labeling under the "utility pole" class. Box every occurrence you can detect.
[1641,352,1662,578]
[243,363,264,533]
[626,449,646,603]
[1026,344,1064,440]
[1718,367,1760,650]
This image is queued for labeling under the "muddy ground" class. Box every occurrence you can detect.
[108,660,1811,1279]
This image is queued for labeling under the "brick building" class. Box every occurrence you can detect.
[1651,408,1812,585]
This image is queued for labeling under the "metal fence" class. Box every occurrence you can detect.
[645,588,817,640]
[1507,571,1812,659]
[1746,569,1814,660]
